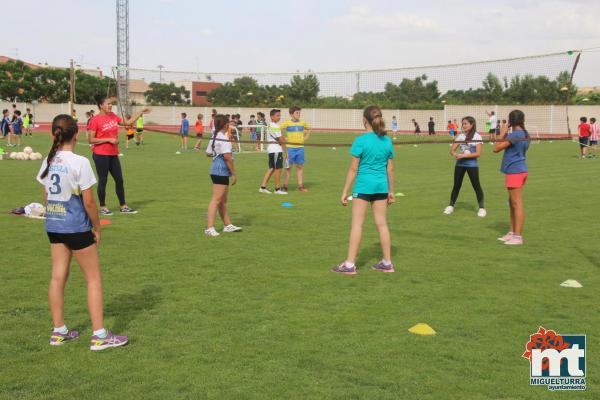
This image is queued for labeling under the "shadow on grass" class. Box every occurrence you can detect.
[575,246,600,269]
[105,286,162,332]
[355,242,399,270]
[487,221,510,235]
[130,199,157,209]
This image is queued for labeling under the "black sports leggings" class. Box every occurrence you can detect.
[92,154,126,207]
[449,166,484,208]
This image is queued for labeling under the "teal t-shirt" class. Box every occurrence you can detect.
[351,132,394,194]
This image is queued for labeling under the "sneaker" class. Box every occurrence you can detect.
[477,208,487,217]
[504,235,523,245]
[498,232,514,242]
[258,188,272,194]
[90,330,128,351]
[282,186,288,193]
[119,207,138,214]
[223,224,242,233]
[298,186,309,192]
[331,262,357,275]
[372,261,395,273]
[50,329,79,346]
[275,189,288,195]
[99,208,113,216]
[204,227,220,237]
[443,206,454,215]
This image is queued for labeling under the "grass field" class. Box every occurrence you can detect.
[1,131,598,399]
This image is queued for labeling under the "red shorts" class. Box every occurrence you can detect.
[505,172,528,189]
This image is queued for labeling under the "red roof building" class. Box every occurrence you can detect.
[192,82,222,106]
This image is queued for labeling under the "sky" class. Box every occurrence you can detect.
[2,0,599,87]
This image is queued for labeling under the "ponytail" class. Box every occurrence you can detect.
[508,109,529,139]
[40,115,78,178]
[363,105,386,136]
[210,114,229,155]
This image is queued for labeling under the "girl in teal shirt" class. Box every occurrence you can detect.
[332,106,395,275]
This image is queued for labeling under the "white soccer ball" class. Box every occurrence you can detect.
[23,146,33,155]
[32,152,43,160]
[175,151,181,155]
[16,152,25,160]
[9,152,17,160]
[332,147,336,150]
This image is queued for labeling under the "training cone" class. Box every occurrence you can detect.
[281,202,293,208]
[413,144,418,147]
[346,195,353,201]
[100,219,112,226]
[560,279,582,288]
[395,192,405,197]
[408,323,436,336]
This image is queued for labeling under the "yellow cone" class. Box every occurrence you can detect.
[408,323,436,336]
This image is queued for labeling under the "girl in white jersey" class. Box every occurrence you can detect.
[37,115,128,351]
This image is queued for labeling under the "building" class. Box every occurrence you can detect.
[192,82,222,106]
[129,79,150,105]
[578,86,600,94]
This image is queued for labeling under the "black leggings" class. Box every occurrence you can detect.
[449,166,484,208]
[92,154,126,207]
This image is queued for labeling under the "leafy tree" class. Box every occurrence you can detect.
[287,74,319,103]
[145,82,190,105]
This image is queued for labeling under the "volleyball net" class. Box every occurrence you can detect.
[116,49,587,150]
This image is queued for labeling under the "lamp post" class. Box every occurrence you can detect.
[157,65,165,83]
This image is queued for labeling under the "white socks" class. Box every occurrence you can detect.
[53,325,68,334]
[93,328,107,338]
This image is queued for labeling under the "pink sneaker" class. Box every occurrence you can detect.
[498,232,514,242]
[504,235,523,245]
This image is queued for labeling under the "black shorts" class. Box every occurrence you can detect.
[268,152,283,169]
[47,231,95,250]
[579,137,589,148]
[210,175,229,185]
[136,128,143,133]
[197,133,203,138]
[126,134,134,140]
[354,193,388,202]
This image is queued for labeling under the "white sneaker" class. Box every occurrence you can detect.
[204,227,220,237]
[443,206,454,215]
[477,208,487,217]
[223,224,242,233]
[258,188,272,194]
[275,189,288,195]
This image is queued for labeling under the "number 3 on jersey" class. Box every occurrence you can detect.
[49,173,62,194]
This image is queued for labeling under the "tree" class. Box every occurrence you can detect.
[145,82,190,105]
[287,74,319,103]
[0,60,116,103]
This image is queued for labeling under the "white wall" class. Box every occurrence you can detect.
[2,100,598,134]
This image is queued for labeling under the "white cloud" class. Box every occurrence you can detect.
[331,4,441,37]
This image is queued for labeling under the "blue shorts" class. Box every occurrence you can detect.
[180,132,189,137]
[287,148,305,165]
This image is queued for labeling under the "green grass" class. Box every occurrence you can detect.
[0,132,598,399]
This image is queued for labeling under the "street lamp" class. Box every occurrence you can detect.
[157,65,165,83]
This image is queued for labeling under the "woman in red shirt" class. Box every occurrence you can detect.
[88,95,150,215]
